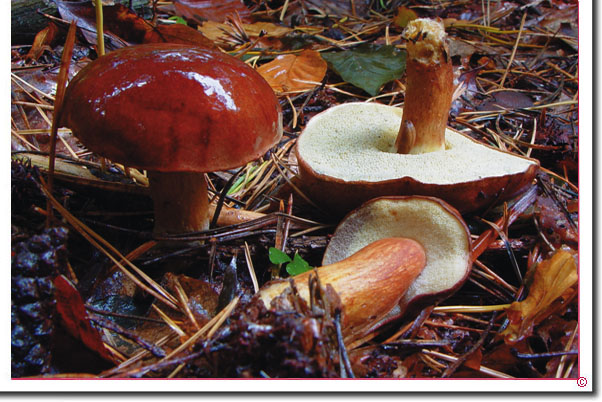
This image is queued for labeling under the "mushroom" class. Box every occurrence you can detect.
[61,43,282,235]
[322,196,472,325]
[258,237,427,336]
[294,19,538,216]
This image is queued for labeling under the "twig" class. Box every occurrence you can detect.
[46,22,76,226]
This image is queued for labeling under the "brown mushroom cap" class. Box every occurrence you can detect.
[61,43,282,172]
[296,102,538,215]
[323,196,472,320]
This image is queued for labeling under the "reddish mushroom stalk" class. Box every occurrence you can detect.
[61,44,282,236]
[395,18,453,154]
[147,171,209,234]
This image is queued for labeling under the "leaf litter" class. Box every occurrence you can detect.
[11,0,580,380]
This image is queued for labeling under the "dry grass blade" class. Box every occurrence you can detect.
[39,180,180,311]
[100,335,172,378]
[243,241,259,293]
[146,295,240,375]
[47,22,77,225]
[11,72,55,102]
[433,305,511,314]
[421,349,514,379]
[498,12,527,88]
[173,278,201,331]
[151,304,186,337]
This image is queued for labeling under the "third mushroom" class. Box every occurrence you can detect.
[294,18,539,216]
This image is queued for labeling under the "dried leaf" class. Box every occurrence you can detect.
[304,0,371,18]
[53,275,115,362]
[56,1,144,48]
[321,44,406,96]
[502,248,578,344]
[257,50,327,93]
[393,6,418,29]
[463,348,483,371]
[535,194,578,248]
[25,23,58,62]
[199,20,292,43]
[476,90,534,111]
[173,0,251,23]
[143,24,216,48]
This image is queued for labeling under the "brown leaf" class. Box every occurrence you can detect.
[56,1,144,48]
[535,194,578,248]
[502,248,578,344]
[143,24,216,48]
[199,20,293,44]
[257,50,327,94]
[53,275,116,363]
[463,348,483,371]
[305,0,371,18]
[25,23,58,62]
[393,6,418,29]
[173,0,251,23]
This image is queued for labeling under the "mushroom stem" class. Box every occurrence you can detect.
[259,237,426,335]
[147,171,209,235]
[395,18,453,154]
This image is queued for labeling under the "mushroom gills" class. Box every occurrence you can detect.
[323,196,472,318]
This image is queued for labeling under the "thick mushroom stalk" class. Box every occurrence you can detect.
[395,18,453,154]
[60,44,282,238]
[147,171,209,235]
[259,237,426,335]
[323,196,473,322]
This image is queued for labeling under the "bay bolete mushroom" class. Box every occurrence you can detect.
[295,19,538,216]
[61,43,282,235]
[258,237,427,336]
[322,196,472,324]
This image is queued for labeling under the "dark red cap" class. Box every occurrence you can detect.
[62,44,282,172]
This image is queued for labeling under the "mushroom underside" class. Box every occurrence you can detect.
[323,196,472,315]
[296,103,538,214]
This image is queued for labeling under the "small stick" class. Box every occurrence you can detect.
[46,22,77,227]
[94,0,105,56]
[499,12,527,88]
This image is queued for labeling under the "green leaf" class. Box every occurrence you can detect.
[268,247,292,264]
[168,16,188,25]
[321,44,406,96]
[286,252,313,276]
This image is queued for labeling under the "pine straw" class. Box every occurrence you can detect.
[10,0,579,379]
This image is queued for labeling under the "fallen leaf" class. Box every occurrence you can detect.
[477,90,534,111]
[321,44,406,96]
[199,20,293,44]
[502,248,578,345]
[305,0,371,18]
[173,0,251,23]
[535,193,578,249]
[257,50,327,93]
[56,1,142,48]
[53,275,116,363]
[463,348,483,371]
[393,6,418,29]
[143,24,216,48]
[25,23,59,62]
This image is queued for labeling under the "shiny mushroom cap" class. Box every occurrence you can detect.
[62,43,283,172]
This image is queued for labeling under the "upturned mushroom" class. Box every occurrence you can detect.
[294,18,538,215]
[61,44,282,235]
[259,195,471,338]
[322,196,472,324]
[258,237,427,336]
